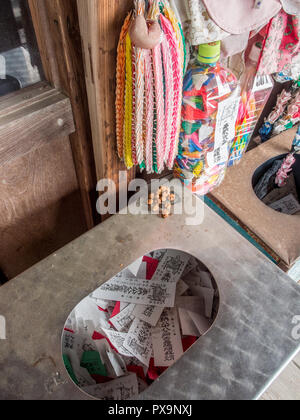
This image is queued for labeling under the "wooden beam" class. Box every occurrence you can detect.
[0,82,75,166]
[76,0,135,206]
[29,0,98,229]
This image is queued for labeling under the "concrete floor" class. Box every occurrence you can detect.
[261,352,300,400]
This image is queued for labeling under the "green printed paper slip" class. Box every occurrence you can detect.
[80,351,107,376]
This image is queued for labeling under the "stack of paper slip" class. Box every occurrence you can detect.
[62,249,219,400]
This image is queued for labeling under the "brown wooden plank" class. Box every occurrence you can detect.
[76,0,135,211]
[0,136,86,280]
[29,0,98,228]
[0,88,75,165]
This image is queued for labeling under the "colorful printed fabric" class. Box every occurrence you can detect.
[257,10,300,75]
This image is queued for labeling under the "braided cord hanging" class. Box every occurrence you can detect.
[134,0,146,167]
[116,13,132,159]
[160,14,182,169]
[149,0,165,173]
[124,33,134,168]
[144,49,154,173]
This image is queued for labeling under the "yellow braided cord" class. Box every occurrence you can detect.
[124,33,134,169]
[116,13,132,159]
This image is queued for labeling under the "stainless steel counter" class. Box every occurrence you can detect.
[0,196,299,400]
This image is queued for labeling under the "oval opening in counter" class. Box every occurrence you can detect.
[61,249,220,400]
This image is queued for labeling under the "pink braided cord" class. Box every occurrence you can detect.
[152,42,165,173]
[160,14,182,169]
[161,31,174,164]
[134,0,145,166]
[131,47,138,165]
[144,49,154,173]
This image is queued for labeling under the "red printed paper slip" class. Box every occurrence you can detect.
[152,308,184,367]
[142,256,159,280]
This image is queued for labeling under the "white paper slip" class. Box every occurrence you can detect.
[269,194,300,215]
[107,350,127,377]
[152,308,184,367]
[82,373,139,400]
[128,257,143,277]
[152,249,167,261]
[151,249,190,284]
[184,270,214,290]
[253,74,273,93]
[97,277,177,307]
[176,296,206,316]
[187,311,212,336]
[101,328,133,357]
[198,271,214,289]
[132,304,164,327]
[109,303,135,332]
[176,279,189,296]
[187,286,214,318]
[94,338,118,378]
[178,308,200,337]
[207,144,229,168]
[120,302,129,311]
[136,261,147,279]
[214,95,240,149]
[123,319,153,366]
[89,296,111,310]
[182,257,198,277]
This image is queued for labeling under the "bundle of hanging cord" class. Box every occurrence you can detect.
[116,0,186,174]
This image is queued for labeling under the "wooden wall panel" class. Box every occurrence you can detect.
[29,0,98,228]
[77,0,135,207]
[0,136,86,279]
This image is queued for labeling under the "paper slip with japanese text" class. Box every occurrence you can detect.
[151,250,190,284]
[178,308,200,337]
[97,277,177,307]
[214,95,240,149]
[152,249,167,261]
[101,328,133,357]
[109,303,135,332]
[132,304,164,327]
[182,256,198,277]
[82,373,139,400]
[269,194,300,215]
[123,319,153,366]
[152,308,183,367]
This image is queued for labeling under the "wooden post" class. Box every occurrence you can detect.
[77,0,135,209]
